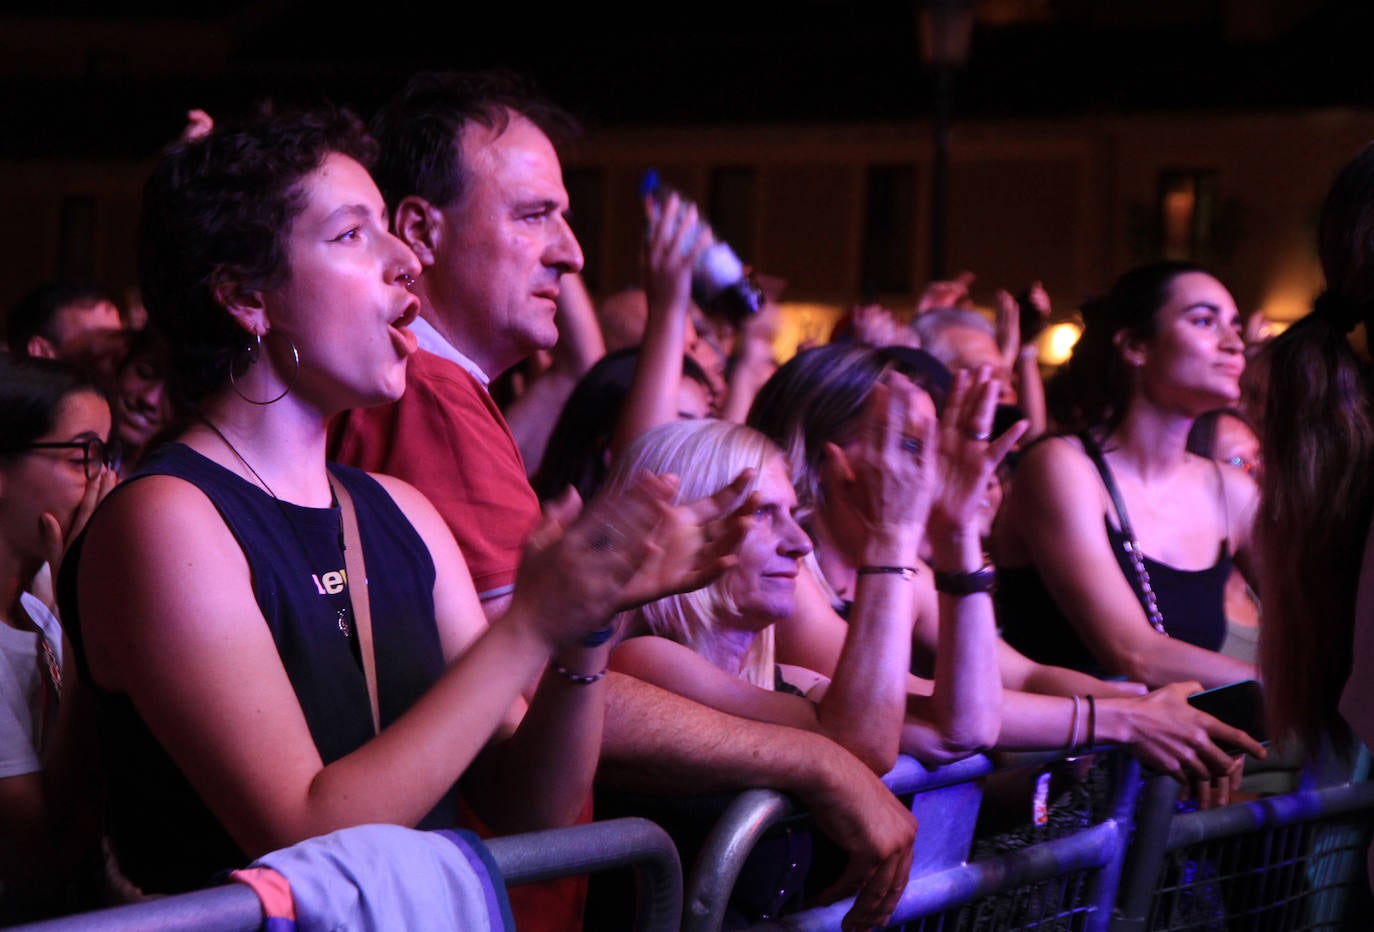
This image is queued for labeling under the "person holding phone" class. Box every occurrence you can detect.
[994,263,1260,690]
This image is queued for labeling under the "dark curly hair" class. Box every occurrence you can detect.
[1047,261,1210,433]
[138,104,377,405]
[370,70,578,215]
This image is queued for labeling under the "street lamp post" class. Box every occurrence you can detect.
[919,0,974,281]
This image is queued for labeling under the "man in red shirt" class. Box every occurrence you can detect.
[331,72,916,932]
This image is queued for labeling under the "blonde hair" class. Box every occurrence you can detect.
[606,419,781,689]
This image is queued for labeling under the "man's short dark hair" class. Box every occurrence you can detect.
[138,105,376,404]
[369,71,579,215]
[6,280,116,355]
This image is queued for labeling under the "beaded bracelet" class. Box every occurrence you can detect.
[554,665,607,685]
[856,565,919,580]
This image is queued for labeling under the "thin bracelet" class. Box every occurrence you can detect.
[856,565,919,580]
[1066,695,1081,752]
[554,665,607,685]
[1085,695,1097,749]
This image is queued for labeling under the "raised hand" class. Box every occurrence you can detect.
[915,270,975,316]
[994,289,1022,371]
[643,191,711,321]
[514,475,672,646]
[849,303,918,350]
[613,469,755,611]
[822,372,937,545]
[931,367,1027,537]
[41,462,117,583]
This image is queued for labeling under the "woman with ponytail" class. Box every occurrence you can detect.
[1260,144,1374,765]
[994,262,1259,690]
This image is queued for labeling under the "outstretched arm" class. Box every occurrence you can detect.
[506,272,606,474]
[78,471,675,857]
[611,193,709,457]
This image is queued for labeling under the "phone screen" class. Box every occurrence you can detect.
[1186,679,1268,753]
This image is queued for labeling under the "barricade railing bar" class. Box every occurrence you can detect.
[1113,775,1374,932]
[11,750,1374,932]
[6,817,682,932]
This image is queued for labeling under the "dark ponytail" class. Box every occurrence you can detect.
[1259,142,1374,757]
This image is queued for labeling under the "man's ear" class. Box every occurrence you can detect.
[393,196,441,268]
[212,274,268,337]
[1113,329,1147,368]
[25,335,58,359]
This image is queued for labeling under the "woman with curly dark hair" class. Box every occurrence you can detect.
[994,262,1258,689]
[60,105,731,897]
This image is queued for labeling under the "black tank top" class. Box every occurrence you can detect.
[63,444,451,893]
[997,438,1231,679]
[997,524,1230,678]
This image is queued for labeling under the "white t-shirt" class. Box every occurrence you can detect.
[0,592,63,779]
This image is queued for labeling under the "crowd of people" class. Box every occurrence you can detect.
[1,69,1369,929]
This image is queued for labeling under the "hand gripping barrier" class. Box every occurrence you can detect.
[756,751,1140,932]
[6,817,682,932]
[682,752,1003,932]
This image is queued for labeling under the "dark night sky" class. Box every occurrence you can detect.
[3,1,1372,160]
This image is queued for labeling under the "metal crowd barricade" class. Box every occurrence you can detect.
[737,751,1142,932]
[7,817,682,932]
[1113,769,1374,932]
[680,753,995,932]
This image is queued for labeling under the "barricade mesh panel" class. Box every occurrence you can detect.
[1145,812,1374,932]
[895,869,1098,931]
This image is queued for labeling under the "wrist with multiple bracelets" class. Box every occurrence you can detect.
[1064,694,1097,753]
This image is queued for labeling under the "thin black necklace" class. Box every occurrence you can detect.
[200,417,354,641]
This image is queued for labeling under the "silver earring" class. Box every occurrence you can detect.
[229,332,300,405]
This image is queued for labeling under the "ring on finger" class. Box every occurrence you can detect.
[965,429,992,442]
[900,437,923,455]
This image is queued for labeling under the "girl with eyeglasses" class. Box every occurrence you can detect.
[0,353,115,919]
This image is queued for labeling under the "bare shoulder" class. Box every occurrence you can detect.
[1009,435,1103,514]
[1016,434,1093,480]
[1215,461,1260,542]
[84,473,236,560]
[79,474,257,691]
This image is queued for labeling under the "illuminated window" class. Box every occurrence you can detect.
[1158,169,1219,261]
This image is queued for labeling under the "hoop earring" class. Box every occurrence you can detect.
[229,332,300,406]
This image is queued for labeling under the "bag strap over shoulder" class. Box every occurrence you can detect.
[329,471,381,734]
[1077,432,1136,539]
[1076,432,1168,636]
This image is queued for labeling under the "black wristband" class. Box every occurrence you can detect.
[933,563,997,596]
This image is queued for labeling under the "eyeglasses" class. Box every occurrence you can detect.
[1225,455,1259,476]
[24,438,112,480]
